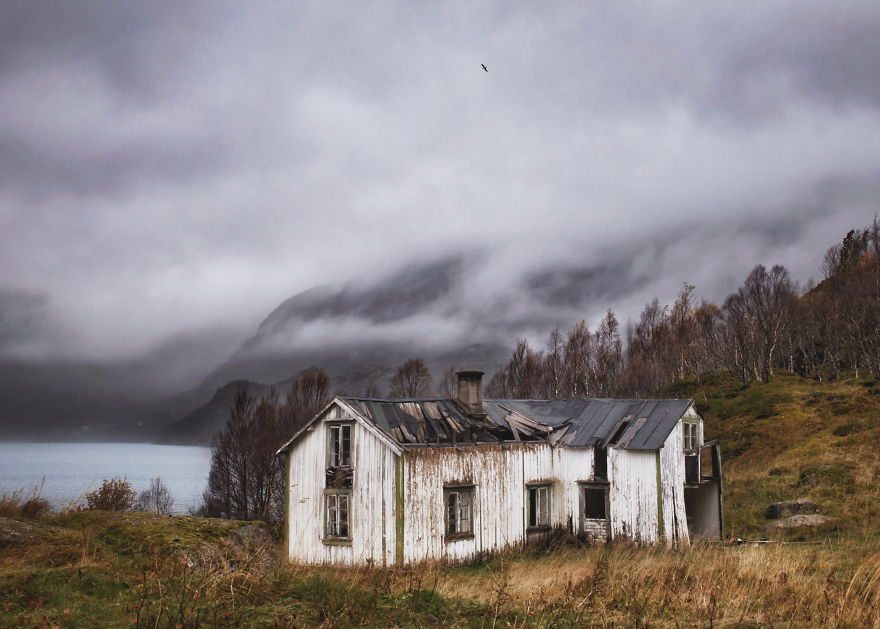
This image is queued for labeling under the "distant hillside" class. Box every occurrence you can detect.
[159,342,510,445]
[662,370,880,537]
[158,380,271,445]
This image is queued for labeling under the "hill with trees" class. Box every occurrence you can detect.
[486,219,880,400]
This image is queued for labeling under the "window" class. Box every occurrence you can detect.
[324,490,351,540]
[593,445,608,479]
[527,485,550,529]
[683,422,699,452]
[444,487,474,538]
[328,423,352,467]
[582,485,607,520]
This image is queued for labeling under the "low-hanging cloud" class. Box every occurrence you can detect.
[2,0,880,377]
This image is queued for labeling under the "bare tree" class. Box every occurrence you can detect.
[563,320,593,397]
[592,309,622,396]
[487,339,543,398]
[439,365,458,398]
[282,367,332,432]
[138,477,174,514]
[542,328,565,399]
[723,265,799,383]
[389,358,433,397]
[202,386,288,521]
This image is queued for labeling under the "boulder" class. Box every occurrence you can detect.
[764,499,819,520]
[765,514,829,531]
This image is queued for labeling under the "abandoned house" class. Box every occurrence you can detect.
[277,370,722,566]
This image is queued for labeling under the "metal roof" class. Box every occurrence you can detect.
[338,396,693,451]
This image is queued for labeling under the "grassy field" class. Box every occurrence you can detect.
[1,372,879,627]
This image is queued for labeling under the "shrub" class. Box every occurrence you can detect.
[85,478,137,511]
[138,477,174,514]
[797,463,855,489]
[0,484,50,520]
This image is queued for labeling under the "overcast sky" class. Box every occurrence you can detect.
[2,1,880,367]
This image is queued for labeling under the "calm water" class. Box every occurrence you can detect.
[0,442,212,514]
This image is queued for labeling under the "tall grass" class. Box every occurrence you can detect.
[0,478,50,519]
[2,508,880,626]
[425,539,880,627]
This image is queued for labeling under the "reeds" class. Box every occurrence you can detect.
[0,478,49,519]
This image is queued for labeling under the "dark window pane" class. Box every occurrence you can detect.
[583,487,606,519]
[529,488,538,527]
[341,425,351,466]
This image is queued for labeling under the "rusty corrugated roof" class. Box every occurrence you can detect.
[339,396,692,451]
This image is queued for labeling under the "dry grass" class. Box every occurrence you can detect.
[269,537,880,628]
[3,511,880,627]
[373,539,880,627]
[0,479,50,520]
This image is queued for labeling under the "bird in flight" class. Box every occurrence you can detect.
[481,64,488,72]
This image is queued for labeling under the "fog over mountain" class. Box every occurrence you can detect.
[2,2,880,439]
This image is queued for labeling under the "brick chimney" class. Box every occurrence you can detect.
[456,370,485,416]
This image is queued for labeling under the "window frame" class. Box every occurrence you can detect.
[526,483,551,531]
[327,422,353,468]
[682,421,700,453]
[323,488,352,544]
[580,482,609,521]
[443,485,475,541]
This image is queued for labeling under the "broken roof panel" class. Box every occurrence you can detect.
[338,396,693,451]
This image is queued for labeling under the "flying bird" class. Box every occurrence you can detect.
[481,64,488,72]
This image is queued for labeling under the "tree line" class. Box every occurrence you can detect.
[486,219,880,399]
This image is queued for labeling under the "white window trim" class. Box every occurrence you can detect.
[527,484,551,530]
[682,421,700,452]
[327,422,353,468]
[323,489,352,543]
[444,486,475,540]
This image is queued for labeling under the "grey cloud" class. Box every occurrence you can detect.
[1,0,880,373]
[0,289,56,359]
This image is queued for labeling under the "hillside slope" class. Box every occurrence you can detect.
[663,371,880,536]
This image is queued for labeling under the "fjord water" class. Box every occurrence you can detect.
[0,442,211,514]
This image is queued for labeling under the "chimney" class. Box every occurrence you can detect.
[456,370,485,416]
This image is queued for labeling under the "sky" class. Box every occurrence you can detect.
[2,1,880,379]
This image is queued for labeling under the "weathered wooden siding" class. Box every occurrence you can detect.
[553,447,594,532]
[402,443,596,563]
[287,403,397,566]
[659,417,690,545]
[286,399,703,564]
[608,448,659,543]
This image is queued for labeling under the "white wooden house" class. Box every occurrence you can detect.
[277,371,722,566]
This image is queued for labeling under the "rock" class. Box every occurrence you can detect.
[0,516,75,545]
[765,514,829,531]
[764,499,819,520]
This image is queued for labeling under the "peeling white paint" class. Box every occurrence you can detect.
[285,399,716,565]
[660,418,691,545]
[287,403,397,565]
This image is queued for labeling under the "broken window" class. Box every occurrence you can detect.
[328,423,352,467]
[582,485,607,520]
[527,485,550,529]
[444,486,474,538]
[682,421,699,452]
[593,445,608,479]
[324,490,351,540]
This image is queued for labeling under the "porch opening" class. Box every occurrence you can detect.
[684,440,723,540]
